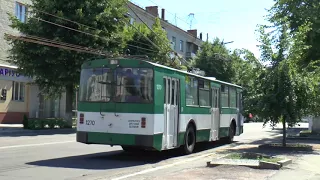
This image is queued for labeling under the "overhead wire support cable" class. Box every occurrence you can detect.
[126,3,190,66]
[27,6,155,48]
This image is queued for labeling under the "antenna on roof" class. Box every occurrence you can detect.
[187,13,195,30]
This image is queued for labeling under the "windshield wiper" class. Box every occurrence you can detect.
[98,81,112,85]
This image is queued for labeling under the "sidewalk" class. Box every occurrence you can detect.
[268,153,320,180]
[0,124,76,137]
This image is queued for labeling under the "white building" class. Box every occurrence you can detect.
[0,0,68,123]
[127,2,204,61]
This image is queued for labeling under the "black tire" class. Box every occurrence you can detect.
[183,125,196,155]
[227,123,235,143]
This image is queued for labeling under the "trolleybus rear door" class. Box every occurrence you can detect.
[163,77,179,149]
[210,87,220,141]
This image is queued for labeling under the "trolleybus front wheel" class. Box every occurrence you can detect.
[183,125,196,154]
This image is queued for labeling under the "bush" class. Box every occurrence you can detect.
[23,118,70,130]
[22,114,28,129]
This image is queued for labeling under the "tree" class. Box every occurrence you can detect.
[5,0,129,126]
[230,49,264,121]
[124,18,182,69]
[257,22,320,146]
[267,0,320,67]
[193,38,234,82]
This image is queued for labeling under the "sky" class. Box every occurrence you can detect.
[130,0,275,59]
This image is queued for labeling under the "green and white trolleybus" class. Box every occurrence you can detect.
[76,58,244,154]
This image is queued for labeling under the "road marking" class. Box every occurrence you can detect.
[0,141,74,150]
[111,153,215,180]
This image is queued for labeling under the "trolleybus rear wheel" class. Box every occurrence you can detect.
[183,125,196,154]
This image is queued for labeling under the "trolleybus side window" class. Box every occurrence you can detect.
[185,75,198,106]
[221,85,229,107]
[229,87,237,108]
[198,79,210,107]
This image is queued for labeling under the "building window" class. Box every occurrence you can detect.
[15,2,27,23]
[171,36,176,50]
[1,89,7,101]
[180,40,184,52]
[12,82,25,101]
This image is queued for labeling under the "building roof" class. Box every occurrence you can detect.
[128,2,204,45]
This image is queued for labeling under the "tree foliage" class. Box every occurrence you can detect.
[256,22,320,146]
[267,0,320,67]
[5,0,129,125]
[230,49,264,120]
[193,38,234,82]
[124,18,182,69]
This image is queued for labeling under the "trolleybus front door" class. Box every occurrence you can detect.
[236,92,243,135]
[210,87,220,141]
[163,77,179,149]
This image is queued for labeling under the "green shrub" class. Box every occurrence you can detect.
[22,114,28,129]
[24,118,70,130]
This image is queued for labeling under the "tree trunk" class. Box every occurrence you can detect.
[64,85,74,128]
[282,116,287,147]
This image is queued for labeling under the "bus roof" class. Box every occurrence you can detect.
[146,60,242,89]
[84,58,242,89]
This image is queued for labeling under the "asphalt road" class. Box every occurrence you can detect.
[0,123,308,180]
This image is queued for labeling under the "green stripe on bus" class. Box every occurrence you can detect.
[219,127,229,138]
[196,129,211,142]
[78,103,155,113]
[153,133,162,150]
[87,132,135,145]
[79,102,238,115]
[221,108,238,114]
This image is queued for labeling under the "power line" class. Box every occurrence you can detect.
[25,6,159,51]
[5,34,111,56]
[6,34,154,60]
[139,0,191,26]
[126,3,190,66]
[28,6,154,48]
[21,10,159,54]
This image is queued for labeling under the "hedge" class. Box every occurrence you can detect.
[23,115,71,130]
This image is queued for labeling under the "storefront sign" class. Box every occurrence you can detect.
[0,68,20,77]
[0,66,32,82]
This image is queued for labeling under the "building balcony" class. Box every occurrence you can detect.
[186,52,196,60]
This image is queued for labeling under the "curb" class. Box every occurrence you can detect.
[0,128,76,136]
[207,158,292,170]
[287,136,320,141]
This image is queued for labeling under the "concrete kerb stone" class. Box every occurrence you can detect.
[259,161,281,170]
[0,127,76,136]
[207,158,292,170]
[207,150,293,170]
[277,159,292,167]
[287,136,320,141]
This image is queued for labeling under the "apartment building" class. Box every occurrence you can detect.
[127,2,204,61]
[0,0,67,123]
